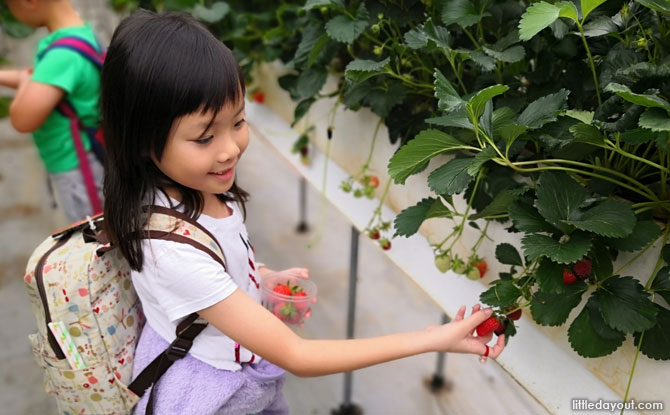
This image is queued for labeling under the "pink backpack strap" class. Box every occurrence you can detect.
[58,101,103,215]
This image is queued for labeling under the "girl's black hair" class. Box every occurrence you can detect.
[102,10,248,271]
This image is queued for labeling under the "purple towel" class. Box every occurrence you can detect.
[132,323,289,415]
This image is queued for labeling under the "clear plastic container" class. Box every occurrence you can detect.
[261,275,317,326]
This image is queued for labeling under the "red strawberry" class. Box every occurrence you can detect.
[273,302,297,323]
[299,147,309,156]
[292,291,309,312]
[379,239,391,250]
[473,260,487,278]
[368,175,380,188]
[368,229,380,240]
[273,284,292,296]
[507,308,522,321]
[494,321,507,336]
[563,268,577,285]
[574,258,592,277]
[476,317,500,337]
[252,91,265,104]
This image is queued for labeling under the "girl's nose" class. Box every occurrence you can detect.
[216,137,241,162]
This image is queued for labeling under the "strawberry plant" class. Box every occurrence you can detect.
[110,0,670,400]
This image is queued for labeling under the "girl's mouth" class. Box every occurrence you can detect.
[209,166,235,181]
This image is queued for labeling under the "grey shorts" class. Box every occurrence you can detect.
[48,153,104,223]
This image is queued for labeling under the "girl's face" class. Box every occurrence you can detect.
[155,99,248,199]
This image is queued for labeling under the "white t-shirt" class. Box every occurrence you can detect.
[131,193,262,370]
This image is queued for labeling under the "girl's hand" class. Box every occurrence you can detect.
[425,304,505,359]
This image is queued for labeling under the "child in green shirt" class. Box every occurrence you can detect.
[0,0,104,223]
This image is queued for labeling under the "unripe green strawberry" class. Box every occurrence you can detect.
[466,267,481,280]
[451,258,467,274]
[434,255,452,273]
[340,182,352,193]
[353,188,363,198]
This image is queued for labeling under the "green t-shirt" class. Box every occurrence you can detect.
[31,24,101,173]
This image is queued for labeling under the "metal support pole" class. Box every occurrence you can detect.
[296,177,309,233]
[332,227,363,415]
[428,313,452,392]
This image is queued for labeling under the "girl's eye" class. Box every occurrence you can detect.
[234,119,246,128]
[195,135,213,144]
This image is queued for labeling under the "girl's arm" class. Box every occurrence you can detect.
[198,289,504,377]
[0,69,24,89]
[10,70,64,133]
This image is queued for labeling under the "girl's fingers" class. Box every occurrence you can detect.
[454,306,466,321]
[487,334,506,359]
[478,332,493,343]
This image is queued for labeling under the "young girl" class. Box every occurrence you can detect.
[102,11,506,415]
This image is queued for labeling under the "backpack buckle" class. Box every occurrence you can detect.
[165,338,192,361]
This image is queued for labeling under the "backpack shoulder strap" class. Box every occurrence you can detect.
[142,205,227,270]
[37,36,105,69]
[128,206,226,407]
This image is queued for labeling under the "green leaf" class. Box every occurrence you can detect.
[564,110,594,124]
[589,241,613,281]
[518,2,561,41]
[192,2,230,23]
[404,27,428,49]
[480,280,522,307]
[496,243,523,266]
[468,146,497,176]
[466,51,497,71]
[470,188,527,220]
[535,258,567,294]
[582,16,619,37]
[388,129,467,184]
[426,108,474,130]
[535,172,588,233]
[522,232,592,264]
[303,0,340,10]
[483,45,525,63]
[558,1,579,21]
[296,67,328,99]
[366,83,406,118]
[635,304,670,360]
[566,200,636,238]
[509,201,558,234]
[581,0,607,21]
[292,98,316,127]
[517,89,570,128]
[650,267,670,305]
[604,221,662,252]
[595,276,658,333]
[639,108,670,132]
[604,83,670,110]
[345,57,390,73]
[466,85,509,123]
[394,198,451,237]
[570,123,605,146]
[637,0,670,14]
[307,34,331,67]
[499,124,528,149]
[569,295,626,358]
[424,18,452,50]
[292,23,324,68]
[428,158,475,195]
[325,3,368,44]
[434,68,465,112]
[442,0,481,27]
[531,283,586,326]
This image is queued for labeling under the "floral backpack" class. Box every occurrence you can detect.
[24,206,226,414]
